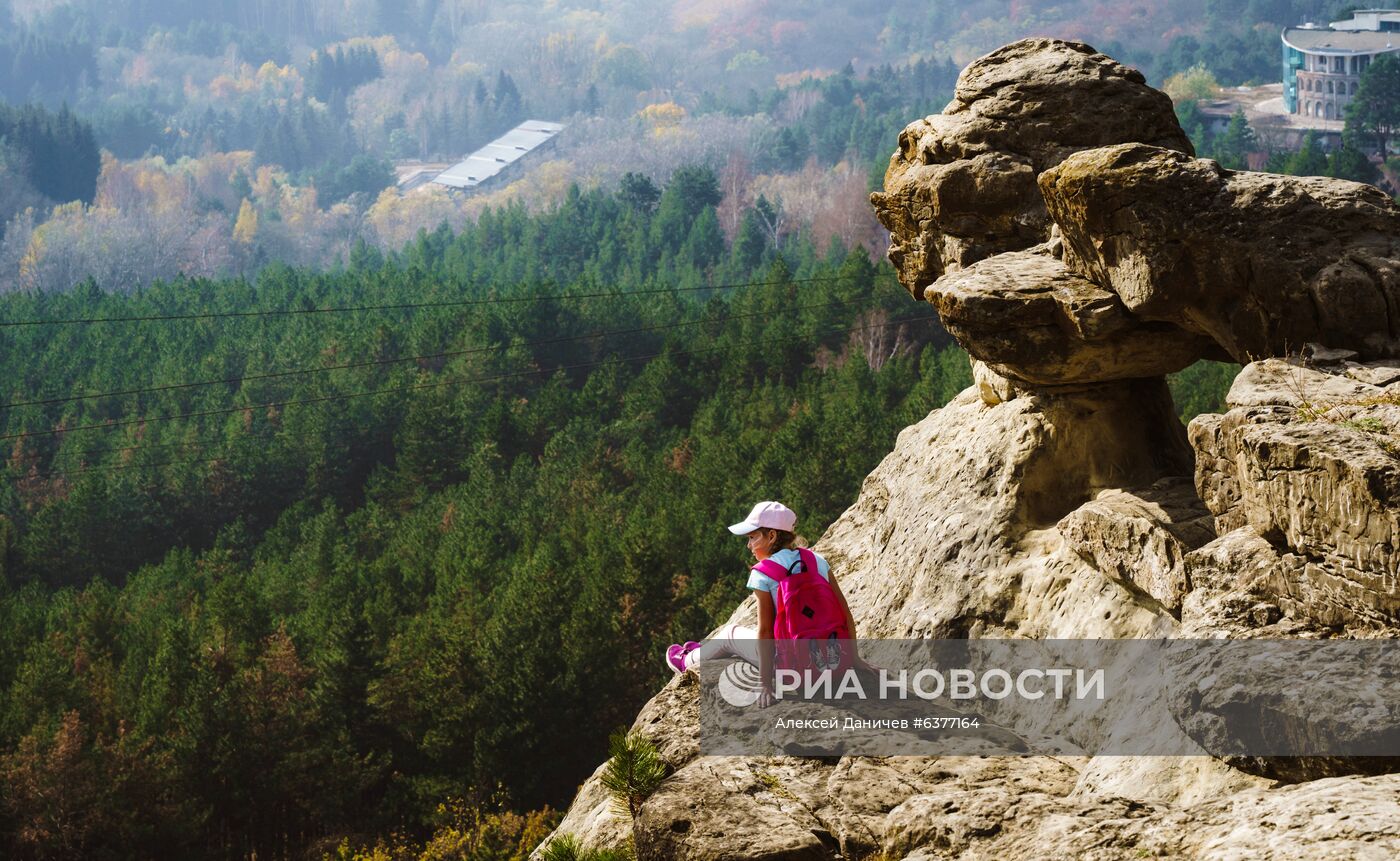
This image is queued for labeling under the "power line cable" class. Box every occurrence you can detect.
[19,294,891,460]
[13,315,940,476]
[35,315,937,480]
[3,292,919,443]
[1,295,869,410]
[0,274,894,328]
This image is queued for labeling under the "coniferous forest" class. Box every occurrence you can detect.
[0,1,1330,857]
[0,172,973,860]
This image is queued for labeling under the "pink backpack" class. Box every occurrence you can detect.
[752,548,852,676]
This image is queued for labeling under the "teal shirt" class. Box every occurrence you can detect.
[745,548,831,598]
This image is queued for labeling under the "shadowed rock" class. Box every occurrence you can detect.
[1165,641,1400,783]
[1058,478,1216,613]
[932,250,1219,384]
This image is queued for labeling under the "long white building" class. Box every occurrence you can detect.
[1283,9,1400,119]
[432,121,564,192]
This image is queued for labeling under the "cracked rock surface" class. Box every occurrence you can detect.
[1041,143,1400,363]
[1190,356,1400,627]
[931,250,1218,384]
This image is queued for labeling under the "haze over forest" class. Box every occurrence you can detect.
[0,0,1373,294]
[0,2,1387,860]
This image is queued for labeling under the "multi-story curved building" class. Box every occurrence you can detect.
[1283,9,1400,120]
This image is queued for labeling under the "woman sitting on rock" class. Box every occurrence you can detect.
[665,501,863,707]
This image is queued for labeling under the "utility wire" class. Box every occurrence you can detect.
[17,294,887,460]
[13,315,939,477]
[0,274,893,328]
[1,295,868,410]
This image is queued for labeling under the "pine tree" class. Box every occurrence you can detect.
[600,728,667,822]
[1346,53,1400,154]
[1328,137,1379,184]
[1212,109,1257,170]
[1283,130,1328,176]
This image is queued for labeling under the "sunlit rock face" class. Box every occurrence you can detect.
[544,37,1400,861]
[870,38,1191,301]
[1041,143,1400,363]
[1190,356,1400,628]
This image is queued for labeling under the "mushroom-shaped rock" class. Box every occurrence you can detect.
[871,38,1191,300]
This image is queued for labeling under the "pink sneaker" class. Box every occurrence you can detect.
[665,644,689,673]
[665,642,703,674]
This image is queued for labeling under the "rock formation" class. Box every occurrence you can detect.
[543,38,1400,860]
[1190,355,1400,627]
[1041,143,1400,362]
[871,38,1192,300]
[931,250,1220,385]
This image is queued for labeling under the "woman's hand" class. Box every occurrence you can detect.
[758,685,779,709]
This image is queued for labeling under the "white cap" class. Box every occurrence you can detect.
[728,501,797,535]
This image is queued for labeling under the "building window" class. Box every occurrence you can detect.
[1351,81,1358,95]
[1328,80,1334,93]
[1326,102,1334,120]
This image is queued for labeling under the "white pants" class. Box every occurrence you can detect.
[684,623,759,669]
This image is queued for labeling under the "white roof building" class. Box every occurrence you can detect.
[432,121,565,191]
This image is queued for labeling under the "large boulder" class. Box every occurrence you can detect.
[1188,356,1400,628]
[1041,143,1400,362]
[810,382,1191,640]
[870,38,1191,301]
[1057,478,1216,613]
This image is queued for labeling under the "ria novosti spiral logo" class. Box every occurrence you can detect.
[717,661,765,707]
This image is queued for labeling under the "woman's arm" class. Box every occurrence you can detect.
[756,589,777,707]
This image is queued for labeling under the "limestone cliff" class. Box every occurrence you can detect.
[544,39,1400,860]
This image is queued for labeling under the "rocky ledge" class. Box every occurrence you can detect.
[543,38,1400,860]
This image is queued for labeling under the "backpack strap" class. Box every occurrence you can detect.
[753,550,821,580]
[752,559,789,580]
